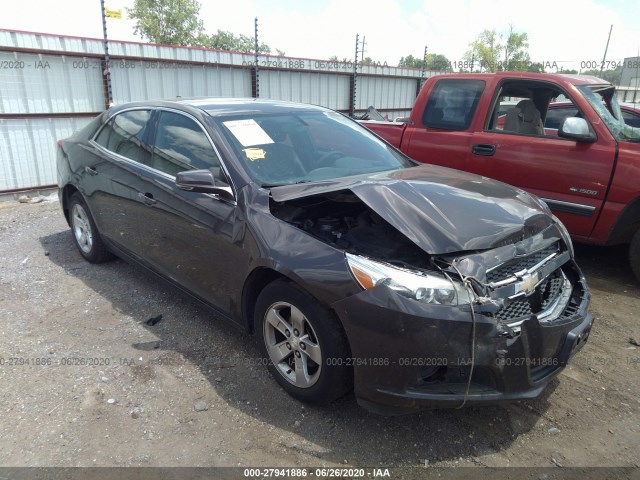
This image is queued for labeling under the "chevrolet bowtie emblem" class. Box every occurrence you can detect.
[516,272,539,296]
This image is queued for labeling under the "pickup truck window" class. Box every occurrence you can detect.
[622,110,640,128]
[421,79,484,131]
[544,105,578,130]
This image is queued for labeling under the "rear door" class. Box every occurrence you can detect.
[465,80,616,238]
[88,109,153,253]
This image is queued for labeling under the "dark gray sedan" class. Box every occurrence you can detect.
[57,98,593,414]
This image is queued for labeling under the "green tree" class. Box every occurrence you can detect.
[203,30,271,54]
[464,27,530,72]
[127,0,205,46]
[464,29,501,72]
[398,53,450,70]
[128,0,277,53]
[527,62,546,73]
[503,25,530,71]
[581,66,623,85]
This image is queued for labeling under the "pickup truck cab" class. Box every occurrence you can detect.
[362,73,640,281]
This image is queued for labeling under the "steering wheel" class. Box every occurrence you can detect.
[315,150,344,168]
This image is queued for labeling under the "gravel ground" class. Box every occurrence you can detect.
[0,198,639,468]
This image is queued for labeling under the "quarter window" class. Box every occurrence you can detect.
[152,111,221,177]
[95,110,152,165]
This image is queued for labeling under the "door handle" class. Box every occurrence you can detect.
[472,144,496,156]
[85,166,98,176]
[138,192,157,206]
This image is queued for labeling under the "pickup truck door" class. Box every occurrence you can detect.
[465,93,616,239]
[403,79,486,172]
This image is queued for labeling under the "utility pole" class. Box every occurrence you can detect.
[419,45,428,93]
[361,35,367,62]
[253,17,260,98]
[99,0,113,108]
[422,45,428,73]
[600,24,613,74]
[350,33,359,117]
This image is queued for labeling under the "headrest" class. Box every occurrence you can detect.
[516,100,539,123]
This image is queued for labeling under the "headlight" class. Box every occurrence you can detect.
[346,253,473,305]
[552,214,574,258]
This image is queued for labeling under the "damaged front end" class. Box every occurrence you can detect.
[269,175,593,413]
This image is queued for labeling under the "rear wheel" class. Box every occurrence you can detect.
[69,192,113,263]
[256,280,352,405]
[630,229,640,282]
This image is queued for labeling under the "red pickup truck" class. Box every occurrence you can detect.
[362,72,640,281]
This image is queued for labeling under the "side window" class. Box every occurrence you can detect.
[622,110,640,128]
[152,111,221,177]
[95,110,152,165]
[487,83,577,137]
[422,79,485,130]
[544,106,578,130]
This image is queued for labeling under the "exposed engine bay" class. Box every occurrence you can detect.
[270,190,430,269]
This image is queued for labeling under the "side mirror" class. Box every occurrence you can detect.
[175,169,234,201]
[558,117,596,143]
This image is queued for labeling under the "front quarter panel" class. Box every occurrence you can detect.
[245,187,360,308]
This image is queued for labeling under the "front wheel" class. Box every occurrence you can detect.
[630,229,640,283]
[256,280,352,405]
[68,192,113,263]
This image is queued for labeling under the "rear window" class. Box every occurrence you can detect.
[422,79,485,131]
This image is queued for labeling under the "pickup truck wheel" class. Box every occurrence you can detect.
[630,229,640,282]
[256,280,352,405]
[69,192,114,264]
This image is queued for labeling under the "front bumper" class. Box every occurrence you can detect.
[332,261,592,415]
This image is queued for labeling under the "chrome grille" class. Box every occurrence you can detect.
[486,243,560,284]
[494,270,565,321]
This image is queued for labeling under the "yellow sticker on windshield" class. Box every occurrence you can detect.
[243,148,267,161]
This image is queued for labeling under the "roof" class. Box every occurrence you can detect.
[182,98,329,116]
[432,72,611,86]
[106,97,330,118]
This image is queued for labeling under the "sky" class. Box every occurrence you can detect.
[1,0,639,71]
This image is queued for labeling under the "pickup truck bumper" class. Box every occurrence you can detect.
[332,264,592,415]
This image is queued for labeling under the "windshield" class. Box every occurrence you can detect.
[212,110,414,186]
[578,85,640,142]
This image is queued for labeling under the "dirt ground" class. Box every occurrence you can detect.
[0,198,639,469]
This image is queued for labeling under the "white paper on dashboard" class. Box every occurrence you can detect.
[222,119,274,146]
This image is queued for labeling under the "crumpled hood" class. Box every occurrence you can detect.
[270,165,553,254]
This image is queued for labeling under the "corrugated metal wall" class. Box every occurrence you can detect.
[0,29,434,192]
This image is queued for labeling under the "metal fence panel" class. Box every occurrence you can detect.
[0,117,92,190]
[356,76,417,110]
[260,70,351,110]
[0,52,104,114]
[110,61,252,103]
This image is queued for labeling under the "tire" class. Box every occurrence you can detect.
[68,192,113,263]
[256,279,352,405]
[631,229,640,283]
